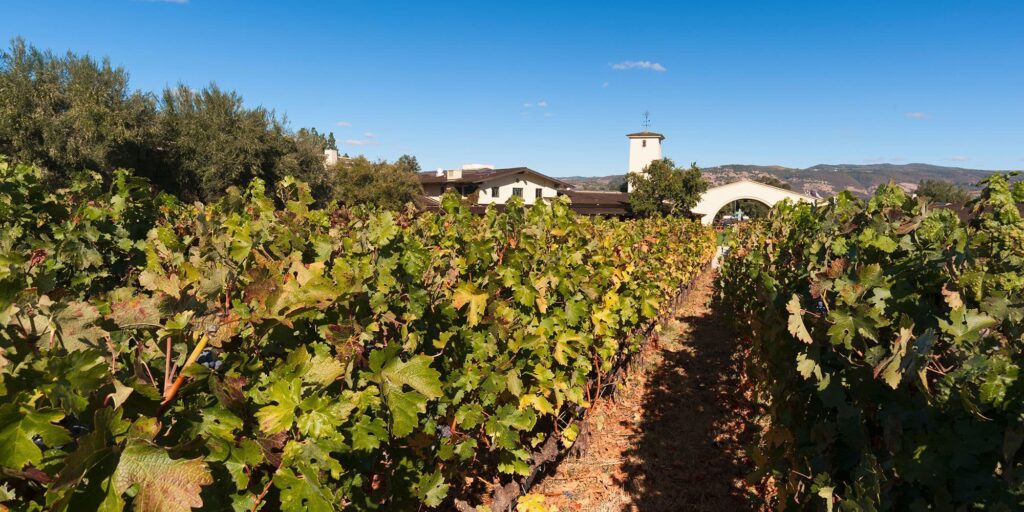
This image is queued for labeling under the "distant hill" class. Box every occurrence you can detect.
[559,163,1000,197]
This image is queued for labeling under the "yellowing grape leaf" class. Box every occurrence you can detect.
[517,493,559,512]
[113,441,212,512]
[452,283,488,327]
[786,295,813,344]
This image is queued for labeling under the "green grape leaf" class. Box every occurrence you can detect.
[297,396,355,439]
[413,469,449,507]
[387,389,428,437]
[275,464,336,512]
[0,404,70,469]
[380,355,443,399]
[255,378,302,434]
[350,417,388,451]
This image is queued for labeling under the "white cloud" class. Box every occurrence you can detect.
[905,112,929,119]
[537,101,548,107]
[343,139,379,147]
[364,132,377,138]
[523,103,533,108]
[950,155,970,162]
[336,121,352,127]
[611,60,666,72]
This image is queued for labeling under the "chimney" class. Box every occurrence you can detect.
[324,149,339,168]
[435,168,444,177]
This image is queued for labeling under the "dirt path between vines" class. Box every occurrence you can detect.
[531,269,762,511]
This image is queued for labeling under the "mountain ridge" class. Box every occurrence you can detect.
[558,162,1003,197]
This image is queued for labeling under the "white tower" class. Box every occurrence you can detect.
[626,130,664,192]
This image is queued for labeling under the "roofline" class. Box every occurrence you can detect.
[419,167,574,189]
[711,179,817,200]
[475,168,575,189]
[626,131,665,140]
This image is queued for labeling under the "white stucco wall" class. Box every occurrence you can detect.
[691,180,815,225]
[423,174,561,205]
[476,174,560,205]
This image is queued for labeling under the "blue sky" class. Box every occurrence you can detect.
[2,0,1022,175]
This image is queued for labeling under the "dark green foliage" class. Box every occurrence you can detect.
[154,84,328,202]
[332,156,424,210]
[0,38,418,209]
[394,154,421,175]
[0,37,156,183]
[916,178,971,205]
[719,175,1024,510]
[627,158,708,217]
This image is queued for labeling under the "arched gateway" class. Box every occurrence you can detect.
[691,179,816,225]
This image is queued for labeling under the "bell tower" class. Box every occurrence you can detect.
[626,113,664,192]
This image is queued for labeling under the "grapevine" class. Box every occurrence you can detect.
[0,159,715,510]
[718,175,1024,509]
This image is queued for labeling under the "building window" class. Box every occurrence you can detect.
[535,189,543,199]
[642,140,647,148]
[491,186,499,197]
[512,187,523,198]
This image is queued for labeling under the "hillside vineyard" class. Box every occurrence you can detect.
[0,160,715,510]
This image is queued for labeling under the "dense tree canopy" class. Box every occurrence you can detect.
[915,178,971,205]
[332,156,424,210]
[0,38,155,182]
[628,158,709,217]
[0,38,422,209]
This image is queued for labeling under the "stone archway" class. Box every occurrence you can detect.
[691,180,816,225]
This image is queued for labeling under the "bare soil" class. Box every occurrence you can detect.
[531,269,762,511]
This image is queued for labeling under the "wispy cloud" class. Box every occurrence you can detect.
[904,112,929,120]
[537,100,548,107]
[602,82,610,88]
[343,139,379,147]
[523,103,533,108]
[336,121,352,127]
[364,132,377,138]
[524,100,548,108]
[950,155,970,162]
[611,60,666,72]
[543,112,555,118]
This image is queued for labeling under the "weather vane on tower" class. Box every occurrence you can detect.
[642,111,651,132]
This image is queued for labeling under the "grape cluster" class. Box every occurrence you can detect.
[196,349,223,370]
